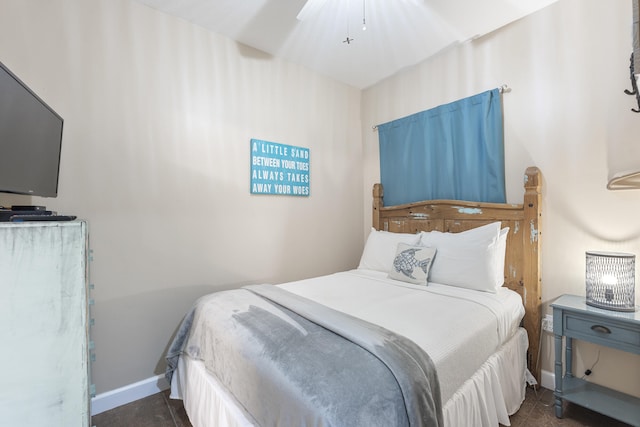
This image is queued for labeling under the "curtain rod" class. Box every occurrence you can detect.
[371,84,510,131]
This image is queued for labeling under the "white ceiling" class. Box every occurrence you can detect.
[133,0,558,89]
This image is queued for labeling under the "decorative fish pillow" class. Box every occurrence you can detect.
[388,243,436,285]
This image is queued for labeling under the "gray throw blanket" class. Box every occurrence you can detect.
[166,284,442,427]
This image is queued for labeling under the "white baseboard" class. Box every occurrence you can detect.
[540,368,554,390]
[91,374,170,416]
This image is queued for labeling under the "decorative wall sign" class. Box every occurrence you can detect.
[250,139,310,196]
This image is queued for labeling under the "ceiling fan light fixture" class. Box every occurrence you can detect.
[362,0,367,30]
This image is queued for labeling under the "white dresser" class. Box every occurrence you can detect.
[0,221,90,426]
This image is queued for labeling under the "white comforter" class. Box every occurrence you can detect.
[277,269,525,403]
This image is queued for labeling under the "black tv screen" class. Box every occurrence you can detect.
[0,61,63,198]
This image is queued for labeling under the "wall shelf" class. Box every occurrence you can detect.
[607,170,640,190]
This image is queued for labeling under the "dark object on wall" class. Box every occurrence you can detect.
[624,53,640,113]
[627,0,640,113]
[0,61,64,197]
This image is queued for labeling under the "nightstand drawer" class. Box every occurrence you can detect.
[564,313,640,353]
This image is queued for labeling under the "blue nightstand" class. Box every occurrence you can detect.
[551,294,640,426]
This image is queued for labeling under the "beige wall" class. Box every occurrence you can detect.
[0,0,363,393]
[362,0,640,397]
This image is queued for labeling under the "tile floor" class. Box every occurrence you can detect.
[91,390,192,427]
[505,387,632,427]
[91,386,632,427]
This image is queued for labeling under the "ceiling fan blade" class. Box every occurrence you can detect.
[296,0,329,21]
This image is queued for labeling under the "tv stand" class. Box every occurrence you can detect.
[0,221,91,424]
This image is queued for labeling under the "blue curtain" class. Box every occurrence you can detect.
[378,89,505,206]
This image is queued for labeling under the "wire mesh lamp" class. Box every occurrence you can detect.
[585,251,636,312]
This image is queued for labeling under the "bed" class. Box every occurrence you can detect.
[166,166,542,427]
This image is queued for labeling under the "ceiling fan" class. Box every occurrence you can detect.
[297,0,366,44]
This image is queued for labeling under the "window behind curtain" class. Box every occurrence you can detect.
[378,89,505,206]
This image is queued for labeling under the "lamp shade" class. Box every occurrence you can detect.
[585,251,636,312]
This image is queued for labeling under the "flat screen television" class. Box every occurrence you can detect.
[0,60,63,198]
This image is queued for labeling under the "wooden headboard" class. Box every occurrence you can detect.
[372,166,542,380]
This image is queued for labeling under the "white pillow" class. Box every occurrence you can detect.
[422,222,501,248]
[495,227,508,288]
[388,243,436,285]
[420,222,508,292]
[358,228,421,272]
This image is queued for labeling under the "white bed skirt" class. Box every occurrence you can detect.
[170,327,528,427]
[442,327,528,426]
